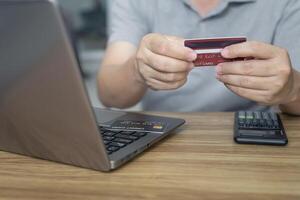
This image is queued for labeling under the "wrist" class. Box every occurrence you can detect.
[279,69,300,115]
[293,70,300,100]
[285,69,300,104]
[132,56,148,89]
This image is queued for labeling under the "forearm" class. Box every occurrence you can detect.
[280,70,300,115]
[98,56,147,109]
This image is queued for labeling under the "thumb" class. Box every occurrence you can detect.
[164,35,186,47]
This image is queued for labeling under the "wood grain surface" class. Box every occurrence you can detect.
[0,112,299,200]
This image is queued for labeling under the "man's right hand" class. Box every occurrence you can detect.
[134,33,197,90]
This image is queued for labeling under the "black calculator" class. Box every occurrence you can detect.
[234,111,288,146]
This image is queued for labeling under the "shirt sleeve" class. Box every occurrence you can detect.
[273,0,300,71]
[108,0,150,47]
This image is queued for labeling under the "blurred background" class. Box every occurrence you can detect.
[58,0,107,108]
[58,0,141,110]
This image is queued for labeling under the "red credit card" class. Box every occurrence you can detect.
[184,37,247,67]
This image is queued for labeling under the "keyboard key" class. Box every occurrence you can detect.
[104,131,117,137]
[107,146,119,152]
[99,126,107,131]
[116,134,139,141]
[110,142,126,148]
[114,138,133,144]
[103,140,110,145]
[132,132,147,137]
[120,131,135,135]
[103,136,115,141]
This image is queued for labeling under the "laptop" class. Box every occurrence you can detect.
[0,0,185,171]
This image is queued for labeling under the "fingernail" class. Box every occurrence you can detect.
[221,48,230,58]
[188,51,197,61]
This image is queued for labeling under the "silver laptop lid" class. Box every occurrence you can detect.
[0,0,110,171]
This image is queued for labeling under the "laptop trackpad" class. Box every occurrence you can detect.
[93,108,127,124]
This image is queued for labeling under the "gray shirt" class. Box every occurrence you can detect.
[108,0,300,112]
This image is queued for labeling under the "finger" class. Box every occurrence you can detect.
[146,77,187,91]
[225,84,268,103]
[144,65,188,83]
[147,34,197,62]
[144,48,193,73]
[216,60,277,77]
[221,41,279,59]
[217,74,274,91]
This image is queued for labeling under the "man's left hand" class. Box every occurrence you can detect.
[216,41,298,105]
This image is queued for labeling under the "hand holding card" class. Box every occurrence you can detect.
[134,33,196,91]
[215,41,298,107]
[184,37,247,67]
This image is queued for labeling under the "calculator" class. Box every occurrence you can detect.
[234,111,288,146]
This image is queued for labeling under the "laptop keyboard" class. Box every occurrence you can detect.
[99,127,148,155]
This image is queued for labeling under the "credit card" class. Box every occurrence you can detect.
[184,37,247,67]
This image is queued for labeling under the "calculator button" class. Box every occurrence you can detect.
[246,111,254,119]
[266,120,273,127]
[239,119,245,124]
[238,111,246,119]
[254,111,262,119]
[245,120,251,127]
[270,113,278,121]
[262,112,270,120]
[258,119,265,127]
[273,121,279,128]
[252,119,258,126]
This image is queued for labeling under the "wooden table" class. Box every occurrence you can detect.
[0,112,300,200]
